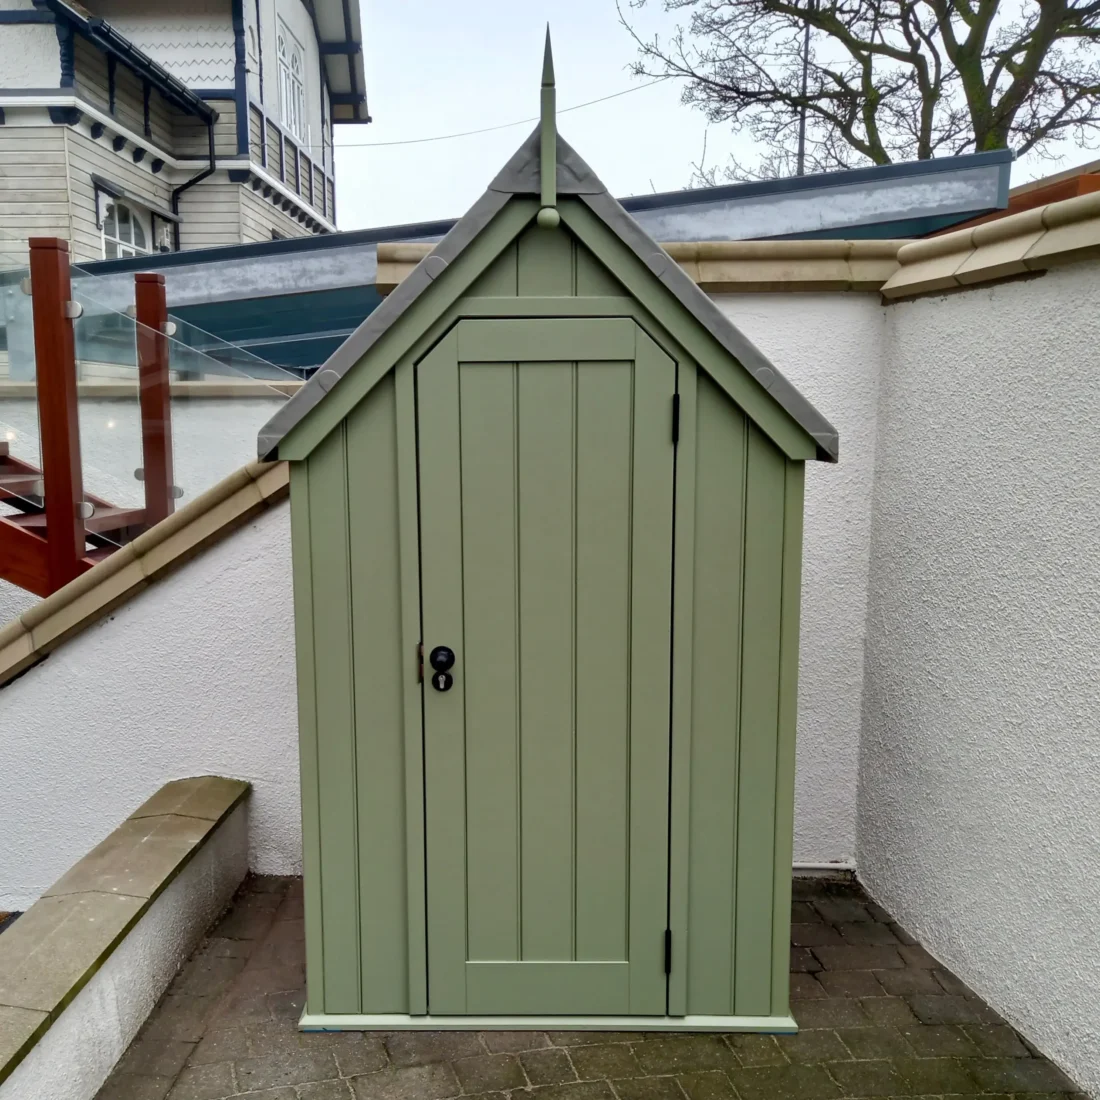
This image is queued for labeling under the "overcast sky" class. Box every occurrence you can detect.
[333,0,1081,233]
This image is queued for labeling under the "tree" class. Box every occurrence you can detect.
[619,0,1100,181]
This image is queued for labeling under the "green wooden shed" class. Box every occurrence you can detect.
[259,42,839,1034]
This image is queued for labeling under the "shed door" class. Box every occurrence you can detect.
[417,318,677,1016]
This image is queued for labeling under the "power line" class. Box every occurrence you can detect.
[329,77,670,152]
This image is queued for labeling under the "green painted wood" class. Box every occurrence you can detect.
[449,296,635,317]
[416,330,469,1014]
[466,963,630,1016]
[667,357,698,1018]
[345,374,408,1012]
[517,223,574,295]
[734,423,787,1017]
[557,198,817,462]
[418,319,675,1016]
[279,198,539,461]
[575,241,626,297]
[467,241,518,296]
[684,374,747,1017]
[395,357,428,1015]
[627,328,678,1015]
[290,461,325,1016]
[771,459,804,1018]
[455,317,635,362]
[307,424,362,1014]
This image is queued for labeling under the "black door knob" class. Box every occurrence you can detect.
[429,646,455,672]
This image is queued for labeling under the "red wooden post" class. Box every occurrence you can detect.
[134,272,174,527]
[28,237,84,592]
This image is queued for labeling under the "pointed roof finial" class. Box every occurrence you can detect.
[538,25,559,228]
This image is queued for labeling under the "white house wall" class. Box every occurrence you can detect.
[857,259,1100,1095]
[0,504,299,912]
[0,22,59,88]
[713,293,885,867]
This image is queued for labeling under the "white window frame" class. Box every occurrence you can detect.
[277,19,307,142]
[100,197,151,260]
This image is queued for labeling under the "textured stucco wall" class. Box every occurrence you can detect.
[0,804,247,1100]
[858,261,1100,1095]
[0,23,59,88]
[714,294,885,866]
[0,506,298,911]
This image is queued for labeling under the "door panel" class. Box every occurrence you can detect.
[418,319,676,1017]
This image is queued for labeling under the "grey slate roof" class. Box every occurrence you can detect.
[258,128,840,463]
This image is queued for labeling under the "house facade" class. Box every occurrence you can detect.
[0,0,368,262]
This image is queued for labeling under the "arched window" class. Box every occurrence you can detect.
[101,200,149,259]
[277,20,306,141]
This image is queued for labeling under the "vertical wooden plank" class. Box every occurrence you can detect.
[517,359,576,960]
[627,329,676,1014]
[134,272,174,527]
[574,241,623,297]
[771,460,805,1018]
[459,362,522,963]
[395,358,427,1014]
[347,375,409,1012]
[517,224,574,295]
[685,376,746,1016]
[573,359,632,963]
[666,357,697,1017]
[308,423,361,1014]
[467,241,518,296]
[290,461,325,1015]
[734,424,786,1016]
[418,332,469,1013]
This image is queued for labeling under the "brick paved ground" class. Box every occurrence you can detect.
[96,876,1083,1100]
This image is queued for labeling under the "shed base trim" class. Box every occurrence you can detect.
[299,1013,799,1033]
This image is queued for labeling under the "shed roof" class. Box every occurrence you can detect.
[258,127,841,462]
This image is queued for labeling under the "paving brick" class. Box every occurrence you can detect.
[194,937,253,962]
[858,998,919,1029]
[550,1033,649,1048]
[835,923,900,947]
[791,998,870,1030]
[188,1026,251,1065]
[790,974,827,999]
[523,1084,618,1100]
[267,988,306,1021]
[815,970,885,998]
[826,1058,904,1096]
[166,1062,236,1100]
[725,1033,788,1067]
[958,1023,1031,1058]
[777,1030,851,1064]
[97,1072,173,1100]
[792,947,823,973]
[171,956,247,998]
[897,1023,978,1058]
[386,1032,485,1067]
[931,969,973,997]
[905,995,983,1025]
[896,946,939,969]
[227,1089,298,1100]
[349,1063,462,1100]
[968,1057,1078,1092]
[523,1047,579,1085]
[887,923,918,946]
[676,1070,738,1100]
[570,1044,643,1080]
[633,1037,738,1075]
[331,1035,389,1076]
[234,1048,338,1090]
[728,1063,842,1100]
[812,947,904,972]
[116,1035,195,1078]
[891,1055,981,1094]
[872,969,942,996]
[143,995,220,1043]
[791,902,822,923]
[452,1054,527,1092]
[483,1032,551,1053]
[231,964,305,998]
[610,1076,687,1100]
[210,992,273,1027]
[812,899,873,924]
[834,1027,912,1060]
[791,924,844,947]
[864,902,893,923]
[293,1084,352,1100]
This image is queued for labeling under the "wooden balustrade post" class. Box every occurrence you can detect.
[134,272,174,527]
[28,237,84,592]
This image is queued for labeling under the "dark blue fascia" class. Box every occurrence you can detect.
[0,10,55,21]
[231,0,249,155]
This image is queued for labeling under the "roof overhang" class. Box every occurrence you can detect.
[311,0,370,124]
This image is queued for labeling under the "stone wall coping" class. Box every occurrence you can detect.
[375,187,1100,298]
[0,460,289,689]
[0,776,250,1087]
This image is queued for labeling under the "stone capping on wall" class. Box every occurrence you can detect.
[376,187,1100,297]
[0,460,289,689]
[0,776,250,1087]
[0,382,303,399]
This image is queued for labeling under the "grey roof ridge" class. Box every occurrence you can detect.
[259,125,839,462]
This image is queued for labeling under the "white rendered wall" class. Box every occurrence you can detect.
[0,804,247,1100]
[713,293,886,866]
[0,505,298,911]
[0,21,60,89]
[858,261,1100,1095]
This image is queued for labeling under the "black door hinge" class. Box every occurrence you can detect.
[671,394,680,445]
[664,929,672,974]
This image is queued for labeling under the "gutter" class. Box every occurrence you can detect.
[170,121,216,251]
